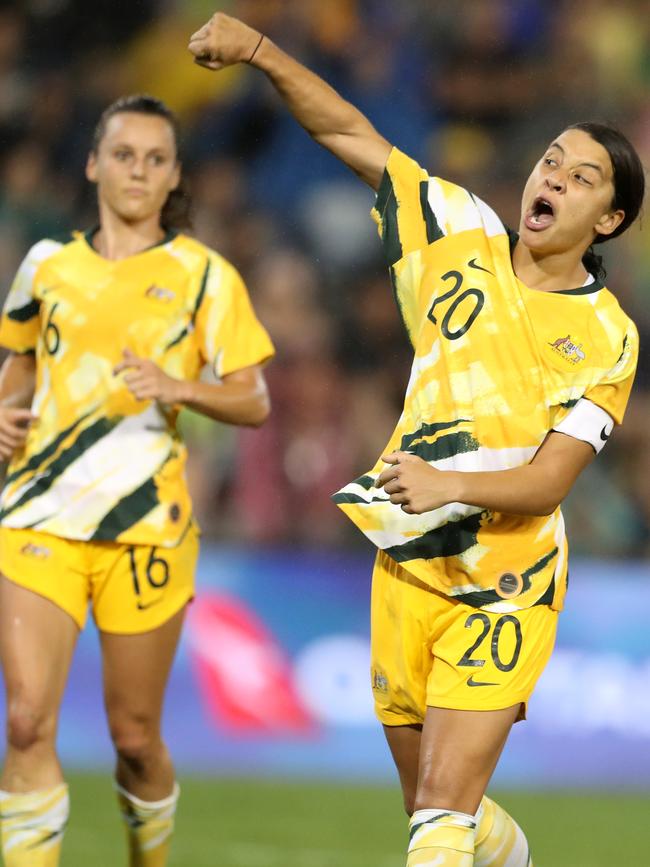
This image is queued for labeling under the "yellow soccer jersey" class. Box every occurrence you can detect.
[0,230,274,547]
[334,148,638,612]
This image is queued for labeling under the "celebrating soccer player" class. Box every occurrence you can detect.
[0,94,273,867]
[188,13,644,867]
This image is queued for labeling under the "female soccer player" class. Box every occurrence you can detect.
[0,94,273,867]
[188,14,644,867]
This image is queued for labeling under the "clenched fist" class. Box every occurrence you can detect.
[188,12,263,71]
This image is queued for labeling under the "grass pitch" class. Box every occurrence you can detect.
[59,774,648,866]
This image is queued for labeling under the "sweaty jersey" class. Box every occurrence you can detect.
[0,229,274,547]
[334,148,638,612]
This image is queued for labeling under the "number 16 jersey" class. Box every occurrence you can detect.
[334,148,638,612]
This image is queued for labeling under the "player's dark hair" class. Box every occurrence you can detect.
[566,122,645,280]
[91,94,192,231]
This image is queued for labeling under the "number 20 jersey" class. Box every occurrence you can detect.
[334,148,638,612]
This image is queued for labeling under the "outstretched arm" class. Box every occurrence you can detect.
[188,12,392,190]
[377,431,596,517]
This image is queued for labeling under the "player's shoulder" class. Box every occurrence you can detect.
[595,283,637,335]
[22,232,77,268]
[167,233,238,280]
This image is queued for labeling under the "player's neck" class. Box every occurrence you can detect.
[511,241,590,293]
[92,209,166,261]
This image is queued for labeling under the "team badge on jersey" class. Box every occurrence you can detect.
[548,334,586,365]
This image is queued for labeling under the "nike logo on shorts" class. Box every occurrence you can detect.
[467,674,500,687]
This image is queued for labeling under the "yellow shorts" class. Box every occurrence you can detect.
[371,550,558,726]
[0,525,199,634]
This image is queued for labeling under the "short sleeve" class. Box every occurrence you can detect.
[371,147,506,268]
[552,321,638,452]
[582,322,638,425]
[194,255,274,379]
[0,241,58,353]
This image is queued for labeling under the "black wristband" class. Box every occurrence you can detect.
[247,33,265,64]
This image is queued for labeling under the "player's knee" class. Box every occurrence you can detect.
[6,700,55,752]
[110,716,161,770]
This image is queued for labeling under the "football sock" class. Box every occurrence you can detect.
[0,783,69,867]
[475,796,533,866]
[407,808,476,865]
[116,781,179,867]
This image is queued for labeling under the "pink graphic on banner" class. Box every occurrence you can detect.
[187,592,316,734]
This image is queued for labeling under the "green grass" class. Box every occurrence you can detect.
[55,774,649,867]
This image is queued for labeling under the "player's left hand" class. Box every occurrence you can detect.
[376,451,458,514]
[114,349,185,404]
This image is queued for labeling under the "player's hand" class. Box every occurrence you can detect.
[114,349,186,405]
[188,12,262,71]
[0,407,37,461]
[376,451,460,514]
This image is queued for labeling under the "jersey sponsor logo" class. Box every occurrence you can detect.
[20,542,52,559]
[549,334,586,365]
[145,285,176,303]
[467,257,494,276]
[466,674,500,687]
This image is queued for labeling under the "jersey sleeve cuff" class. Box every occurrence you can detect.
[552,398,615,454]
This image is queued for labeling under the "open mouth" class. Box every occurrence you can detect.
[525,196,555,231]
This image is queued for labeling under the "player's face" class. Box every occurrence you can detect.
[519,128,624,258]
[86,112,180,224]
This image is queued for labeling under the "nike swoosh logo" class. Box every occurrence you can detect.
[467,675,500,687]
[600,426,611,442]
[468,258,494,275]
[137,599,163,611]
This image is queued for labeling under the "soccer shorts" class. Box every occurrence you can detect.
[0,524,199,634]
[370,550,558,725]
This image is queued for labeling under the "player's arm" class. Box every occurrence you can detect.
[0,351,37,460]
[188,12,392,190]
[377,431,596,517]
[114,350,270,427]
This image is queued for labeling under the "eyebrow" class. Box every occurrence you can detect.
[112,142,169,154]
[547,141,605,177]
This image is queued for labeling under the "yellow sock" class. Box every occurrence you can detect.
[475,796,533,866]
[407,808,476,866]
[116,782,179,867]
[0,783,69,867]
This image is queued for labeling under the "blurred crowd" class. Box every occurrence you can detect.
[1,0,648,556]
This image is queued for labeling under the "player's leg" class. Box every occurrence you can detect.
[94,529,198,867]
[406,704,519,865]
[0,577,79,866]
[100,608,185,867]
[383,722,533,866]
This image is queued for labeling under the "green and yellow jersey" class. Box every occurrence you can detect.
[334,148,638,612]
[0,230,274,547]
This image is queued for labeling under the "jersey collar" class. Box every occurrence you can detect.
[82,226,178,257]
[506,227,605,295]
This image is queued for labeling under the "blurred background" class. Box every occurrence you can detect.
[0,0,649,864]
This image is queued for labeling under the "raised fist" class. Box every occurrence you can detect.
[188,12,262,70]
